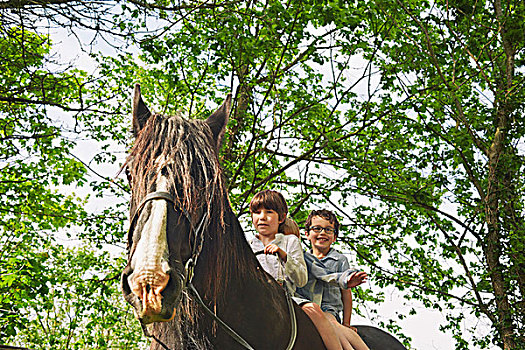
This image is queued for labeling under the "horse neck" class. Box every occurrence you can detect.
[193,203,266,298]
[149,204,290,350]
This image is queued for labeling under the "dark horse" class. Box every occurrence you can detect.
[121,85,325,349]
[121,84,408,350]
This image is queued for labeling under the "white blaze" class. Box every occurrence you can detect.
[128,175,171,317]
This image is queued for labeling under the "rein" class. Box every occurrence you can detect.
[129,191,297,350]
[253,251,298,350]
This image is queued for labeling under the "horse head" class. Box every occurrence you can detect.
[121,84,231,325]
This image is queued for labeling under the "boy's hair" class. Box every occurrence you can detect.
[249,190,288,220]
[305,209,340,237]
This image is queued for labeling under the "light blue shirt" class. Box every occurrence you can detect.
[296,249,358,321]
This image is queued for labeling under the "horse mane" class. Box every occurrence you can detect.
[125,112,271,308]
[126,113,220,217]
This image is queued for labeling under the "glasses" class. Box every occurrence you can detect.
[309,226,335,234]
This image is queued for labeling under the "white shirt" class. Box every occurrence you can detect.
[249,233,308,294]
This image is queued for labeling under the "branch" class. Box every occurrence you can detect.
[69,152,129,193]
[428,214,490,316]
[390,0,488,156]
[0,96,115,114]
[128,0,242,11]
[0,0,78,9]
[339,233,495,322]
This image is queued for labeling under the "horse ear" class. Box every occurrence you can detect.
[132,84,152,136]
[206,93,232,147]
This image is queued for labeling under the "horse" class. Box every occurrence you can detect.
[121,84,326,349]
[120,84,409,350]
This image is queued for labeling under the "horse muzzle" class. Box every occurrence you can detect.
[121,264,185,324]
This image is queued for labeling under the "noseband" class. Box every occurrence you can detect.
[128,190,297,350]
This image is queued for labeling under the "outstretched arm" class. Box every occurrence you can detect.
[346,271,368,288]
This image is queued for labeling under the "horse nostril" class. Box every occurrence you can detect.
[146,284,151,293]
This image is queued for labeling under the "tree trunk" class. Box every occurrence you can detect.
[485,2,519,347]
[223,64,253,188]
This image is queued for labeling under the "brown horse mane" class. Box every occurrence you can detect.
[125,112,276,313]
[126,113,221,217]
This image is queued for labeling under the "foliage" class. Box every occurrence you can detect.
[335,1,525,349]
[0,0,523,349]
[0,15,141,349]
[122,1,524,349]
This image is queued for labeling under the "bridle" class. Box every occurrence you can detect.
[127,190,208,266]
[127,190,297,350]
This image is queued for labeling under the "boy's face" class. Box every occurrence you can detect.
[251,208,284,238]
[305,216,336,252]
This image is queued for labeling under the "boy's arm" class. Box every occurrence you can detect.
[341,288,353,327]
[337,255,367,289]
[304,252,358,288]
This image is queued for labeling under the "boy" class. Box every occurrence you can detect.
[248,190,307,294]
[297,209,368,328]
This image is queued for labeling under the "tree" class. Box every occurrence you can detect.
[329,1,524,349]
[0,1,238,348]
[128,1,524,348]
[1,0,523,349]
[0,8,143,348]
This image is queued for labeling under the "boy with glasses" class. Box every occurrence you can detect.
[297,209,368,329]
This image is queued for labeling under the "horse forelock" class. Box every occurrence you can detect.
[126,113,223,218]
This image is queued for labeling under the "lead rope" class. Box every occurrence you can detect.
[183,205,257,350]
[284,288,298,350]
[140,320,172,350]
[187,282,256,350]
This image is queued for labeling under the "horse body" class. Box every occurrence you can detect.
[121,85,326,349]
[353,326,407,350]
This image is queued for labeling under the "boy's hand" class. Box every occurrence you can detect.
[264,244,287,262]
[347,271,368,288]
